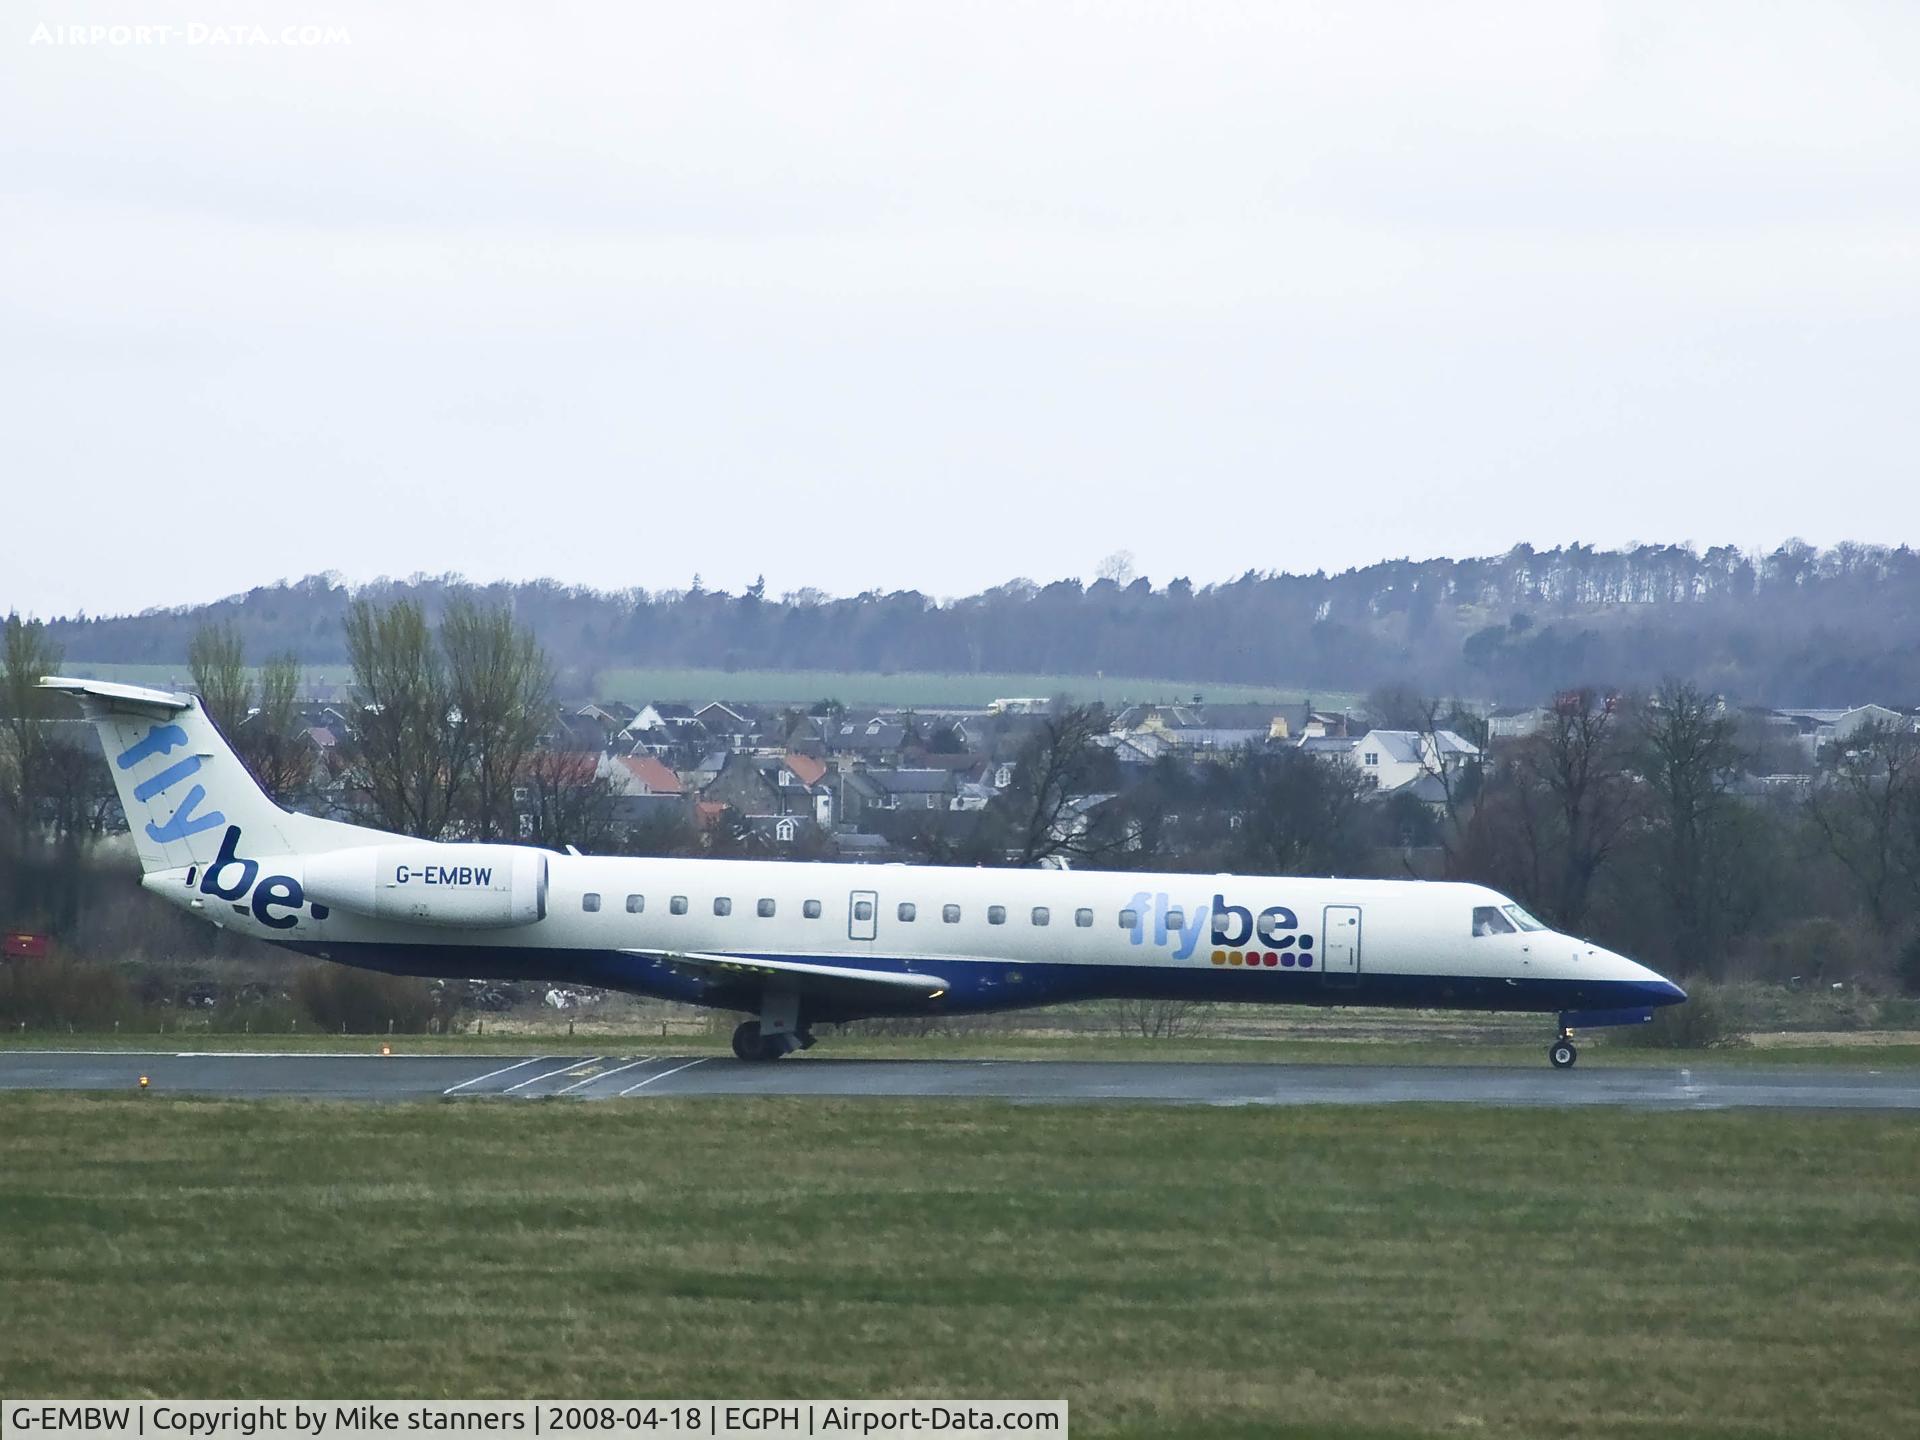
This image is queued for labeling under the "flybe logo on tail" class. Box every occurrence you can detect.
[1124,892,1310,963]
[115,722,226,843]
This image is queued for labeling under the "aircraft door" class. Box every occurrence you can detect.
[848,889,878,942]
[1321,905,1361,986]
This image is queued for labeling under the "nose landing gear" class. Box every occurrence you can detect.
[1548,1030,1578,1069]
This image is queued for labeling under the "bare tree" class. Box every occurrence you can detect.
[1,614,63,845]
[1516,688,1636,932]
[343,598,467,838]
[990,705,1127,867]
[1805,721,1920,935]
[442,598,553,840]
[188,620,252,740]
[521,749,619,852]
[1635,681,1744,973]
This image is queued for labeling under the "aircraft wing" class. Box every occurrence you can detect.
[620,948,950,1001]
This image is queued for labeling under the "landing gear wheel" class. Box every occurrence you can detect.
[732,1020,796,1062]
[1549,1038,1578,1069]
[732,1020,769,1062]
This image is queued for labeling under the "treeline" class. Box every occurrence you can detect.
[33,539,1920,703]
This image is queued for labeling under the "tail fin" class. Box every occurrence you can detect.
[40,677,378,872]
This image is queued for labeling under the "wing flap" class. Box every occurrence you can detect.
[620,948,949,1000]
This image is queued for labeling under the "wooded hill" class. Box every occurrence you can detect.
[35,541,1920,704]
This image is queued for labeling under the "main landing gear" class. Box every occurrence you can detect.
[1548,1029,1578,1069]
[731,1019,815,1062]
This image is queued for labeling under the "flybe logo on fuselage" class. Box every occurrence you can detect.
[1125,892,1314,964]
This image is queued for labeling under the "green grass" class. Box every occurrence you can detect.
[56,661,1339,709]
[0,1095,1914,1439]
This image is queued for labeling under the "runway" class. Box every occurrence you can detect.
[3,1049,1919,1108]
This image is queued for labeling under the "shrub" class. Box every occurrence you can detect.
[292,962,437,1033]
[1897,934,1920,998]
[1608,980,1745,1050]
[0,955,134,1030]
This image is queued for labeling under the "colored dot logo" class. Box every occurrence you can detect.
[1211,940,1315,969]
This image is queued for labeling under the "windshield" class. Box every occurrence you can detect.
[1503,904,1547,932]
[1472,905,1515,937]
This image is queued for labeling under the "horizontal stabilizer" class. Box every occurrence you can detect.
[39,676,193,718]
[621,948,950,1000]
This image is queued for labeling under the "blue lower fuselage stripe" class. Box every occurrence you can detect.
[287,941,1680,1025]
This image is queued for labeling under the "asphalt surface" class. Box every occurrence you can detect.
[3,1049,1919,1108]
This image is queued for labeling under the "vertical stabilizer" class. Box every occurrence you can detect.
[39,677,381,872]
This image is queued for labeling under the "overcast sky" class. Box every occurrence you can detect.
[4,1,1918,618]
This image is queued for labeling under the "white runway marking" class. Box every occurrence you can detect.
[617,1057,707,1096]
[443,1056,546,1095]
[557,1057,655,1094]
[506,1057,606,1092]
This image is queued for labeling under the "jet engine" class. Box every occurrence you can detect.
[302,843,549,929]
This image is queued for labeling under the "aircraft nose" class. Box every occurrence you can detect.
[1644,973,1687,1006]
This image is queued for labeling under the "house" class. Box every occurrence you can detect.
[1486,706,1551,741]
[702,753,821,821]
[827,715,910,758]
[1344,729,1482,792]
[694,701,761,749]
[603,752,683,797]
[1769,704,1911,760]
[867,767,959,812]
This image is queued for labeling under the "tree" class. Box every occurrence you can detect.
[442,598,553,841]
[988,705,1126,867]
[188,621,251,740]
[1221,746,1372,878]
[1634,681,1745,974]
[1805,721,1920,935]
[0,614,63,845]
[342,598,466,838]
[520,749,619,852]
[1516,689,1635,932]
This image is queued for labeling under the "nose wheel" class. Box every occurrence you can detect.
[1548,1034,1578,1069]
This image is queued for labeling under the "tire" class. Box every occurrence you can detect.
[731,1020,764,1062]
[1549,1039,1578,1069]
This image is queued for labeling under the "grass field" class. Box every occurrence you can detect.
[57,660,1338,709]
[1,1094,1915,1439]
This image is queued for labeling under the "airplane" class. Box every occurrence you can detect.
[44,676,1686,1068]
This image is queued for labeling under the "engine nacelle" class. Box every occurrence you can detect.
[303,843,549,929]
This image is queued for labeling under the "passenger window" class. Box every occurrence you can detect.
[854,900,873,922]
[625,894,644,914]
[943,904,961,923]
[714,897,732,917]
[1166,907,1184,932]
[1472,905,1516,936]
[1119,908,1138,928]
[1075,908,1093,927]
[1031,906,1050,926]
[582,893,601,913]
[670,895,688,915]
[898,902,917,922]
[757,898,775,918]
[804,899,822,919]
[988,905,1006,925]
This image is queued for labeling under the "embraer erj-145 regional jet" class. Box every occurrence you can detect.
[46,677,1686,1067]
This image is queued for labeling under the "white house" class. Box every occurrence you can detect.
[1345,729,1482,792]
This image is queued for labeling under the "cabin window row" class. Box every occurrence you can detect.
[580,895,1152,929]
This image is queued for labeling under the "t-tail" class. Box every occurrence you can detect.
[39,677,387,872]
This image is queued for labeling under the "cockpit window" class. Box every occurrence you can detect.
[1472,905,1516,937]
[1503,904,1547,932]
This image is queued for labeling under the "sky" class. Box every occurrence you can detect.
[4,1,1918,619]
